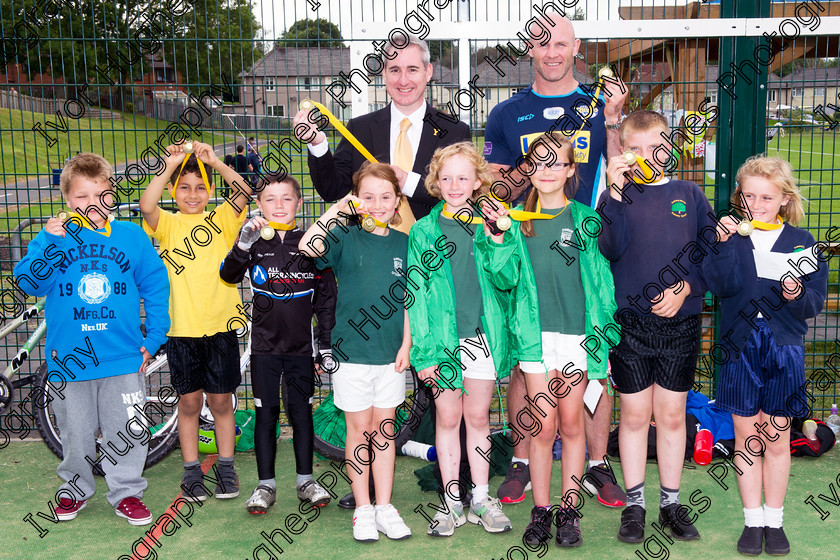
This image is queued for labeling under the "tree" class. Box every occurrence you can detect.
[278,18,344,48]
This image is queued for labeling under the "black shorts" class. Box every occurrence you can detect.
[609,313,700,394]
[166,330,241,395]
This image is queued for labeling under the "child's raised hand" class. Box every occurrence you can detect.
[192,141,219,166]
[335,192,363,216]
[606,154,632,198]
[716,215,740,242]
[781,276,803,300]
[479,196,508,241]
[237,217,264,250]
[44,217,66,237]
[650,280,690,318]
[162,144,187,168]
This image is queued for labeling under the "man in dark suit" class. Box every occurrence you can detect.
[292,37,470,230]
[292,37,473,510]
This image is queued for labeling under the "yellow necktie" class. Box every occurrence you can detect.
[393,118,414,172]
[391,117,417,234]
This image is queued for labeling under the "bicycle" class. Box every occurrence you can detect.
[4,299,427,464]
[1,298,180,469]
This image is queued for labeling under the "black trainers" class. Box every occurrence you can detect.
[763,527,790,555]
[497,461,531,504]
[737,526,763,555]
[181,466,207,502]
[523,506,553,546]
[582,463,627,507]
[214,463,240,499]
[659,503,700,540]
[617,505,646,543]
[555,507,582,547]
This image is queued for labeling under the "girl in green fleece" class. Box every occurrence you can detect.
[517,132,620,548]
[407,142,542,538]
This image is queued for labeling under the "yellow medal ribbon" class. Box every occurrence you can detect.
[535,200,569,218]
[267,221,296,231]
[441,203,484,224]
[301,99,377,163]
[170,152,212,196]
[751,215,784,231]
[57,210,112,237]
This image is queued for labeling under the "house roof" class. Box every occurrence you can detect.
[779,66,840,86]
[436,57,588,88]
[240,46,351,78]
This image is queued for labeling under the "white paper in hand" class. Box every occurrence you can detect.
[752,249,816,282]
[584,379,603,415]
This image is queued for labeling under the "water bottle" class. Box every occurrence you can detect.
[827,404,840,439]
[802,420,820,453]
[401,440,437,461]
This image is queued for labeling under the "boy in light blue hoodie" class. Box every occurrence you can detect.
[14,153,170,526]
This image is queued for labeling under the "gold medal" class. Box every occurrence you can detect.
[737,221,754,237]
[622,151,637,165]
[496,216,512,231]
[183,141,193,154]
[598,66,615,79]
[56,211,70,222]
[260,225,276,240]
[361,215,377,233]
[300,99,314,111]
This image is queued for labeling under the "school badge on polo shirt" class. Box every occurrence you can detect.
[671,199,688,218]
[392,257,404,278]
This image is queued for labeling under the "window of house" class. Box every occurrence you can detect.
[265,78,275,91]
[792,87,804,97]
[769,90,777,102]
[267,105,285,117]
[297,77,321,91]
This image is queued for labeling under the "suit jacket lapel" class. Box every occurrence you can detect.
[370,106,391,163]
[414,105,437,174]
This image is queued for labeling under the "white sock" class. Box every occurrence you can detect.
[472,484,490,505]
[589,459,605,469]
[511,456,530,466]
[354,504,374,514]
[764,504,783,529]
[374,503,392,512]
[744,507,764,528]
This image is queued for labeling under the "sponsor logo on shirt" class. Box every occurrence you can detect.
[520,131,591,163]
[517,113,535,122]
[576,105,598,119]
[251,265,268,285]
[542,106,565,120]
[671,199,688,218]
[78,272,111,304]
[483,142,492,156]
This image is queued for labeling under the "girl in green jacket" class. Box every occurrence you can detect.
[517,132,620,548]
[408,142,542,538]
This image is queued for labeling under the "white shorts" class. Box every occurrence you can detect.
[457,333,496,381]
[332,362,406,412]
[520,332,587,374]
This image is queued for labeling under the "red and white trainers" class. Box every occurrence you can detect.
[54,497,87,521]
[115,497,154,526]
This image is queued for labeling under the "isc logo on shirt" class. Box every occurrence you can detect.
[520,131,591,163]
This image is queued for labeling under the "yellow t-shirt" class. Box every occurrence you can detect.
[143,202,246,337]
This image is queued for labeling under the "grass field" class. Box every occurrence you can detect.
[1,440,839,560]
[0,108,234,185]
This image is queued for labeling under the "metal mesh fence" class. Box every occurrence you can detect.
[1,0,838,440]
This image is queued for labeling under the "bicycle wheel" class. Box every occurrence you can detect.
[312,366,428,461]
[34,352,180,472]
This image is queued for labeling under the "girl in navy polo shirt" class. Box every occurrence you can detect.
[704,156,828,557]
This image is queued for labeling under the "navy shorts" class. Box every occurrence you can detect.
[166,330,241,395]
[715,320,808,418]
[609,313,700,394]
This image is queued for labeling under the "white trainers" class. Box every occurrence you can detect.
[427,502,467,537]
[353,504,379,542]
[375,504,412,540]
